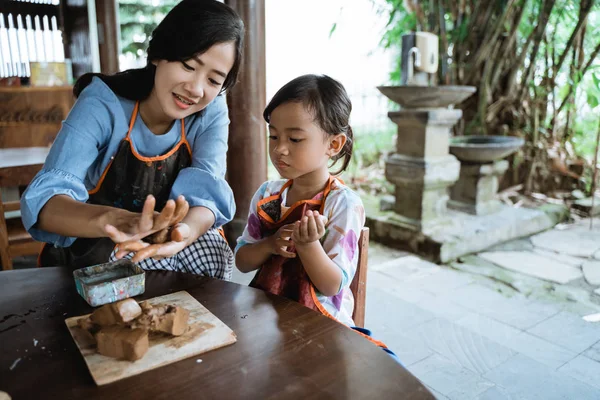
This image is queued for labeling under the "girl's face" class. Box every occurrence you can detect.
[268,101,345,180]
[151,41,236,121]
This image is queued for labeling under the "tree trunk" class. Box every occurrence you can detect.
[517,0,556,104]
[553,0,593,75]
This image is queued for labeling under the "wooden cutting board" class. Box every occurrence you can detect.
[65,290,237,386]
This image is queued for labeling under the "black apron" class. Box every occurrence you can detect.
[39,101,192,270]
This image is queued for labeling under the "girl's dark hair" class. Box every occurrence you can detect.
[263,74,353,175]
[73,0,244,99]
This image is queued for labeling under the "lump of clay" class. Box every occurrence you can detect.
[96,326,149,361]
[77,316,101,343]
[133,304,190,336]
[90,298,142,326]
[78,299,189,363]
[154,305,190,336]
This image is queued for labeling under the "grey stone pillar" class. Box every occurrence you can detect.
[448,160,509,215]
[382,109,462,230]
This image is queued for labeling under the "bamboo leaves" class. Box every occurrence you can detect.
[379,0,600,191]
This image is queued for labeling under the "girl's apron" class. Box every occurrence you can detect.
[249,177,387,348]
[39,101,192,270]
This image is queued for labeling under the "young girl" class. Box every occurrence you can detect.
[235,75,398,360]
[21,0,243,278]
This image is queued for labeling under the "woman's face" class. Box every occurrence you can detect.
[151,41,236,121]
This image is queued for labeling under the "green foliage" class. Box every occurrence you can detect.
[119,0,178,60]
[376,0,600,169]
[344,125,396,194]
[587,73,600,109]
[568,72,600,160]
[570,116,600,159]
[351,125,396,167]
[378,1,415,48]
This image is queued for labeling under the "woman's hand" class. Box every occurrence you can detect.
[292,210,327,246]
[114,223,192,262]
[103,195,189,243]
[267,223,297,258]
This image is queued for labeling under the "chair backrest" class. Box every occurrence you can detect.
[0,190,20,269]
[0,190,11,269]
[349,227,369,328]
[0,186,43,270]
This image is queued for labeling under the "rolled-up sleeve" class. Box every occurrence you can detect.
[171,95,235,227]
[21,167,90,246]
[20,80,117,246]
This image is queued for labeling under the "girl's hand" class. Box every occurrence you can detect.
[114,223,191,262]
[268,223,297,258]
[103,195,189,243]
[292,210,328,246]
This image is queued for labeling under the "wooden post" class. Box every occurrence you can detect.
[224,0,267,244]
[95,0,120,74]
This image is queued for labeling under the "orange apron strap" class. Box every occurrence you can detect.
[88,157,116,195]
[180,118,192,157]
[256,180,294,224]
[319,176,335,214]
[90,101,141,194]
[309,285,388,349]
[126,104,188,162]
[217,227,228,244]
[127,101,139,140]
[257,180,293,209]
[258,178,335,224]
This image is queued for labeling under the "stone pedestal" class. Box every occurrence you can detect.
[384,154,460,230]
[448,160,508,215]
[373,85,546,263]
[383,109,463,230]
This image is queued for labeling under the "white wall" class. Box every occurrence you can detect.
[265,0,395,128]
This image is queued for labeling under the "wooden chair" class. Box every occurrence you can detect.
[350,227,369,328]
[0,189,44,270]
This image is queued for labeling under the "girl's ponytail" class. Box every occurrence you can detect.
[331,125,354,175]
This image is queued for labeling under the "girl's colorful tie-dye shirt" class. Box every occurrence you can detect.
[235,178,366,326]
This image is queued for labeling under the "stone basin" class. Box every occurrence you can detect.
[449,135,525,163]
[377,85,476,108]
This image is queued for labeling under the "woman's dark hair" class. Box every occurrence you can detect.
[74,0,244,99]
[263,74,353,175]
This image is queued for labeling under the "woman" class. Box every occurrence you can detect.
[21,0,244,279]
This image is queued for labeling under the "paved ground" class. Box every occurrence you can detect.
[232,217,600,399]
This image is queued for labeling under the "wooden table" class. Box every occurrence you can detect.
[0,268,434,399]
[0,147,49,187]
